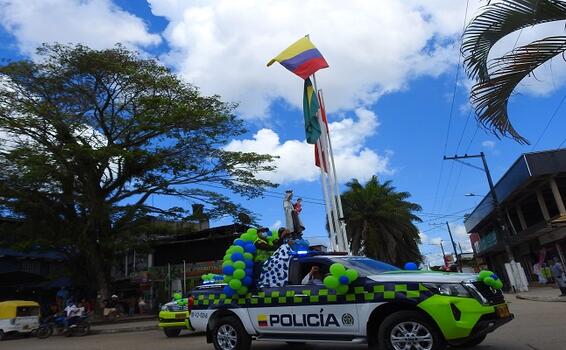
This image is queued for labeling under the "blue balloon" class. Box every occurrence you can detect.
[214,275,224,280]
[231,252,244,262]
[491,274,499,280]
[404,262,418,271]
[245,268,253,276]
[242,276,253,286]
[244,243,256,254]
[245,260,254,268]
[234,239,246,247]
[223,286,235,297]
[223,265,235,275]
[339,276,349,285]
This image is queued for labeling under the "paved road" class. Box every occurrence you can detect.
[3,297,565,350]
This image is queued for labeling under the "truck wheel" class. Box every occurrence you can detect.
[0,330,6,341]
[212,316,251,350]
[164,328,181,337]
[452,334,486,348]
[378,310,446,350]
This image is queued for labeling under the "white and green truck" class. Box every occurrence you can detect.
[188,253,513,350]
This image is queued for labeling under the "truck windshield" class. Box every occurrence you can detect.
[331,257,399,276]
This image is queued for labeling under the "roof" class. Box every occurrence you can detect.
[464,149,566,232]
[0,247,65,260]
[0,300,39,307]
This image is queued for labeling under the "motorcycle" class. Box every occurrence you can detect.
[36,314,90,339]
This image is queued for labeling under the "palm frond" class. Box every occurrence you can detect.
[462,0,566,82]
[471,36,566,144]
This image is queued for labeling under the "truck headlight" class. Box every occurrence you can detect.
[424,283,470,297]
[161,305,169,311]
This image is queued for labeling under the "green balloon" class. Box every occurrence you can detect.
[478,270,492,281]
[224,275,232,283]
[233,261,246,270]
[233,269,246,280]
[223,254,232,261]
[484,277,496,287]
[232,246,244,254]
[345,269,359,282]
[222,261,233,268]
[247,228,257,235]
[201,274,207,281]
[227,246,237,254]
[336,284,349,295]
[330,263,346,277]
[173,292,182,300]
[237,286,248,295]
[271,229,279,240]
[229,279,242,290]
[494,279,504,290]
[324,276,339,289]
[244,253,253,261]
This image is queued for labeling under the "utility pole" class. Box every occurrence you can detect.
[445,221,461,272]
[443,152,515,262]
[439,240,446,267]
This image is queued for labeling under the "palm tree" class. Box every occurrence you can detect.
[341,176,423,267]
[462,0,566,144]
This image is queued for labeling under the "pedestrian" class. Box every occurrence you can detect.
[138,296,146,315]
[56,286,69,312]
[551,257,566,296]
[533,262,547,284]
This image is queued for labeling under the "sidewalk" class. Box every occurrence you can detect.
[514,285,566,302]
[90,318,204,336]
[91,320,159,334]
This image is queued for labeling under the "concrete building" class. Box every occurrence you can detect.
[465,149,566,286]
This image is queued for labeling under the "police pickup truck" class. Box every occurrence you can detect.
[189,253,513,350]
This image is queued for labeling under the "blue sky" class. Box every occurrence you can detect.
[2,0,566,265]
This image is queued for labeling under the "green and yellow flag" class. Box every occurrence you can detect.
[303,78,321,144]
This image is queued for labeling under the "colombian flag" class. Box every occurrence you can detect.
[267,36,329,79]
[303,78,321,144]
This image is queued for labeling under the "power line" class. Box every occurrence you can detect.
[531,92,566,151]
[433,0,471,213]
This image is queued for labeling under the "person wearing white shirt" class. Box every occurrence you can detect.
[301,265,323,285]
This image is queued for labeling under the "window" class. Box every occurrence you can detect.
[329,257,399,276]
[17,306,39,317]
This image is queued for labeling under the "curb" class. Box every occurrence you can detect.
[516,294,566,302]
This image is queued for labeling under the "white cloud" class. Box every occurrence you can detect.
[149,0,484,118]
[269,220,282,230]
[481,140,496,149]
[225,108,392,184]
[0,0,161,56]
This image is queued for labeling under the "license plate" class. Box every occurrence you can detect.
[496,304,510,318]
[175,313,186,319]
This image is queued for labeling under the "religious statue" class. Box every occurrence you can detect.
[283,190,304,235]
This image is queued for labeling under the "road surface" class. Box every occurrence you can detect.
[3,297,564,350]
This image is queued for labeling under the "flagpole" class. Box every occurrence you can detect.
[316,138,337,251]
[318,90,349,253]
[312,73,349,253]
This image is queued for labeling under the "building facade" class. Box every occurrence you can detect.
[465,149,566,286]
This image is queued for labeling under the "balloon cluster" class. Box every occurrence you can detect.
[323,263,359,295]
[172,292,188,306]
[201,273,224,284]
[221,228,265,297]
[477,270,503,290]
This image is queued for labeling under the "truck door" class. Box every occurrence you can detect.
[290,258,360,335]
[248,286,296,334]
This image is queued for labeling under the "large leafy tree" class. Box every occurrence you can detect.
[0,44,275,298]
[341,176,423,266]
[462,0,566,144]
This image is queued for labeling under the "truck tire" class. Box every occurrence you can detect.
[452,334,486,348]
[378,310,446,350]
[164,328,181,337]
[211,316,251,350]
